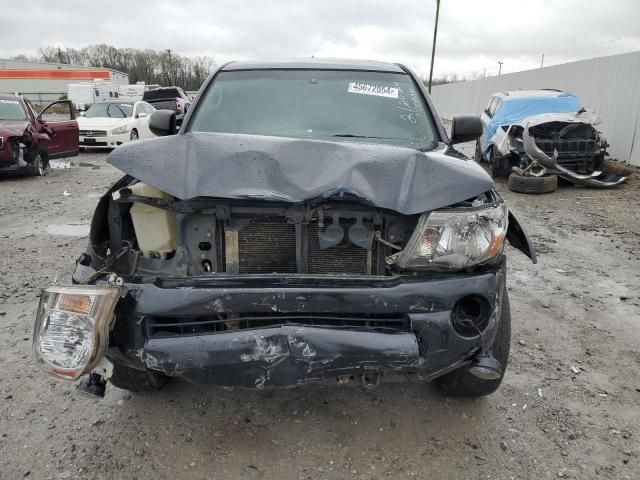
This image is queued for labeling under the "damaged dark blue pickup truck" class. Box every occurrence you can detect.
[33,58,536,397]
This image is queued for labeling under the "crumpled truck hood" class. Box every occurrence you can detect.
[107,132,493,215]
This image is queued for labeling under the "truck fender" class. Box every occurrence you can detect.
[506,211,537,263]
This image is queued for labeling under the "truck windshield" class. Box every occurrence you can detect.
[188,70,437,150]
[0,99,27,121]
[85,103,133,118]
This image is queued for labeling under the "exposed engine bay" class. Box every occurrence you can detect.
[85,179,516,280]
[491,111,628,187]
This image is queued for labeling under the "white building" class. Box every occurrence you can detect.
[0,58,128,105]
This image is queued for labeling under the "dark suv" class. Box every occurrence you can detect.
[33,59,535,397]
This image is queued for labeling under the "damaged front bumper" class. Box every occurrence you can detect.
[0,141,31,172]
[98,261,507,389]
[521,117,628,188]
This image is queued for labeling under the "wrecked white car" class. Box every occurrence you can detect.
[476,90,628,193]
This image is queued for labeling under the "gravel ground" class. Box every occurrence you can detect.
[1,147,639,480]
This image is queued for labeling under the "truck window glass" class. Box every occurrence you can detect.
[0,99,27,120]
[189,70,437,150]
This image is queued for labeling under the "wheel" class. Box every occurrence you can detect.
[474,140,482,162]
[489,153,502,178]
[129,129,139,141]
[488,150,511,178]
[109,360,169,392]
[435,293,511,397]
[508,173,557,194]
[485,146,506,178]
[30,152,46,177]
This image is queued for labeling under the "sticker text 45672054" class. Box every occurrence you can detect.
[348,82,399,99]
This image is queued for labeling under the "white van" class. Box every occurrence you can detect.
[118,82,146,101]
[68,82,119,111]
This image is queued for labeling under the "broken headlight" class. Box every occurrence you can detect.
[33,285,120,380]
[390,204,508,270]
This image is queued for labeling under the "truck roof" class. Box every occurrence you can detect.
[221,58,406,73]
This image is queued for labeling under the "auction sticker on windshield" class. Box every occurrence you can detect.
[348,82,399,99]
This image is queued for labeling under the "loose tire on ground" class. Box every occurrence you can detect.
[435,293,511,397]
[109,361,169,392]
[508,173,557,194]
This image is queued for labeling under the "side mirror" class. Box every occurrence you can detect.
[136,112,147,118]
[149,110,176,136]
[450,115,483,144]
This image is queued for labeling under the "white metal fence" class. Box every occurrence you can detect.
[430,51,640,166]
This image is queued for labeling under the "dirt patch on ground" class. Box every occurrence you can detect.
[0,149,639,479]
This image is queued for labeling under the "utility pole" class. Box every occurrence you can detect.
[166,49,173,85]
[541,53,545,68]
[498,60,503,76]
[427,0,441,93]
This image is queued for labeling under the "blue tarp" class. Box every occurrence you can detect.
[485,93,581,147]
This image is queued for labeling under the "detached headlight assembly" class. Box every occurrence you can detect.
[33,285,120,380]
[111,125,129,135]
[390,204,508,270]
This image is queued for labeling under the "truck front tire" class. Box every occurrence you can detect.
[109,361,169,392]
[435,293,511,397]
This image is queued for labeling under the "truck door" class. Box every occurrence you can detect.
[37,100,79,158]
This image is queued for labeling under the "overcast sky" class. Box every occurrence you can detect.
[1,0,639,78]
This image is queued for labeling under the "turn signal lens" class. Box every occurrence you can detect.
[57,294,93,315]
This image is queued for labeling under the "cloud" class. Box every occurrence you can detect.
[1,0,639,78]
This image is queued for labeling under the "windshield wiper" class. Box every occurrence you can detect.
[332,134,392,139]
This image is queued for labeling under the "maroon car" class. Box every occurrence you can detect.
[0,94,79,176]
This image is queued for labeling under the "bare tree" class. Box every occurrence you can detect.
[37,44,216,90]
